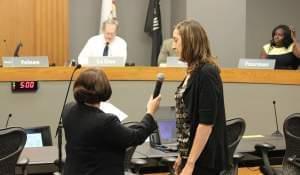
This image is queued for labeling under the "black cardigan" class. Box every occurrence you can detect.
[182,64,229,172]
[62,102,157,175]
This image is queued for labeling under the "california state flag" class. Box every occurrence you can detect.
[100,0,117,33]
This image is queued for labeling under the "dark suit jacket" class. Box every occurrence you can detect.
[157,38,176,65]
[62,102,157,175]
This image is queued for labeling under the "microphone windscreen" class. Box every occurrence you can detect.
[153,73,165,98]
[157,73,165,82]
[76,64,82,69]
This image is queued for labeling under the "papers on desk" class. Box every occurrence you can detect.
[100,102,128,121]
[243,135,264,139]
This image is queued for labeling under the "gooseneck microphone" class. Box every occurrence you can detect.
[153,73,165,98]
[5,113,12,128]
[14,42,23,57]
[3,39,11,56]
[271,100,283,137]
[58,64,82,121]
[55,64,81,173]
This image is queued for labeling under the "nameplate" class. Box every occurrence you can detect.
[238,58,275,69]
[166,57,187,68]
[2,56,49,68]
[86,56,125,67]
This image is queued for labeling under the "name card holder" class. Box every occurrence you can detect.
[165,57,187,68]
[238,58,275,69]
[2,56,49,68]
[87,56,125,67]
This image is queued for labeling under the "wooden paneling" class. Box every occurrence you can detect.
[0,0,35,57]
[1,67,300,85]
[0,0,69,66]
[35,0,69,66]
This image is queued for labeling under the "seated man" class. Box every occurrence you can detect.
[78,19,127,65]
[157,38,176,65]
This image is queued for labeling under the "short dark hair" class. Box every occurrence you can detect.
[271,24,293,48]
[73,68,112,104]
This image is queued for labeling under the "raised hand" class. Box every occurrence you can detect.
[289,25,297,42]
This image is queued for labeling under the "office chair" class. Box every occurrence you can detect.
[123,121,148,175]
[161,118,246,175]
[220,118,246,175]
[161,156,177,175]
[288,155,300,168]
[255,113,300,175]
[0,127,28,175]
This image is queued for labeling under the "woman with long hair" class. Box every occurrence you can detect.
[172,19,229,175]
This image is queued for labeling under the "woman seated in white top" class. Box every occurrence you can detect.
[260,24,300,69]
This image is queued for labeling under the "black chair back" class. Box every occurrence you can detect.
[122,122,140,172]
[226,118,246,164]
[221,118,246,175]
[0,127,27,174]
[282,113,300,174]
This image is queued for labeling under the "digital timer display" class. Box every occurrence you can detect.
[11,81,38,92]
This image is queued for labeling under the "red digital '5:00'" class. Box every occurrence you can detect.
[11,81,38,92]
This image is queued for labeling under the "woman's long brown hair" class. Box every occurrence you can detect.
[175,19,220,73]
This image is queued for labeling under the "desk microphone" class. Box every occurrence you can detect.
[3,40,10,56]
[70,59,76,67]
[14,42,23,57]
[271,100,283,137]
[5,113,12,128]
[153,73,165,98]
[55,64,81,173]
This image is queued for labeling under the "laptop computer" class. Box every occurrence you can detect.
[25,126,52,148]
[238,58,275,69]
[86,56,125,67]
[157,119,177,146]
[150,106,178,152]
[166,56,187,67]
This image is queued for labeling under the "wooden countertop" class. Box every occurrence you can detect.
[1,67,300,85]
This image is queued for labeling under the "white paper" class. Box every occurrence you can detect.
[242,135,264,139]
[100,102,128,121]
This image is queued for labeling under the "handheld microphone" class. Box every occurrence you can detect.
[14,42,23,57]
[5,113,12,128]
[153,73,165,98]
[55,64,81,173]
[150,73,164,149]
[271,100,283,137]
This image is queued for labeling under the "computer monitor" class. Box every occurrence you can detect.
[25,126,52,148]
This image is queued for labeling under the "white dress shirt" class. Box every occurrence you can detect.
[78,34,127,65]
